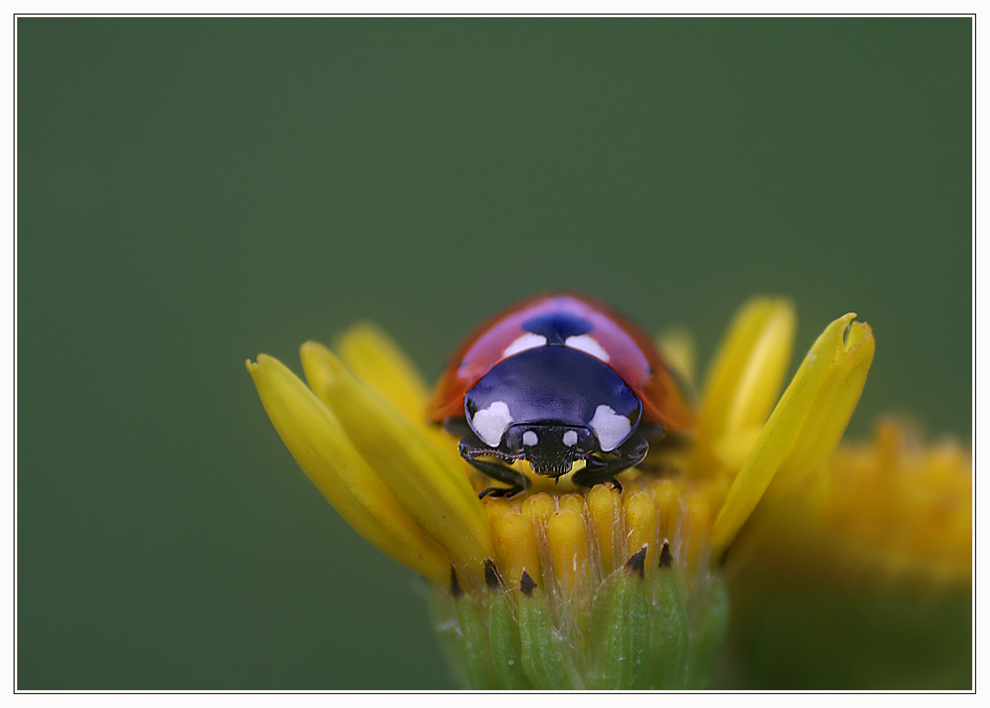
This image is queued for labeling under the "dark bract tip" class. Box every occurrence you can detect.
[484,559,503,589]
[659,540,674,568]
[520,570,537,597]
[449,566,462,597]
[626,545,647,579]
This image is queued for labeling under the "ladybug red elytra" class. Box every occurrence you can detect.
[429,293,695,498]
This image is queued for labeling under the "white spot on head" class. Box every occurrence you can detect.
[589,404,632,452]
[562,430,578,447]
[565,334,610,362]
[522,430,539,447]
[472,401,514,447]
[503,333,547,358]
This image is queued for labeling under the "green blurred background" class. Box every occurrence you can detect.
[17,18,971,689]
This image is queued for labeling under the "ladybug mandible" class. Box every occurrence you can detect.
[428,293,695,498]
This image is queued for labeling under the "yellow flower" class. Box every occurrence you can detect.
[246,296,874,689]
[724,419,972,689]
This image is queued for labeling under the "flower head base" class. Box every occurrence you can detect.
[247,297,875,689]
[430,481,731,689]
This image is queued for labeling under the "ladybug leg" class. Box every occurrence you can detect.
[458,434,532,499]
[571,435,649,491]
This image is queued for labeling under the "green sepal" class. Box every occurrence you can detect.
[518,581,584,690]
[427,582,500,689]
[686,572,731,689]
[595,566,653,689]
[649,560,690,688]
[487,591,533,690]
[427,585,469,689]
[453,591,500,689]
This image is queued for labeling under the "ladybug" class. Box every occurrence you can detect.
[429,293,694,498]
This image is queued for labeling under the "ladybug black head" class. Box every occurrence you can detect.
[501,423,596,477]
[464,346,643,476]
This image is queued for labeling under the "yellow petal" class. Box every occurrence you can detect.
[335,323,471,469]
[650,478,681,549]
[711,426,763,470]
[624,491,659,571]
[683,491,714,575]
[521,492,556,531]
[299,342,493,577]
[711,313,875,557]
[656,326,697,392]
[335,322,431,423]
[246,355,450,584]
[586,485,621,574]
[767,319,876,499]
[548,509,590,596]
[693,298,796,477]
[489,506,542,589]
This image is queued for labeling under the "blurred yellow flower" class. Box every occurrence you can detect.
[724,419,972,689]
[246,296,876,689]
